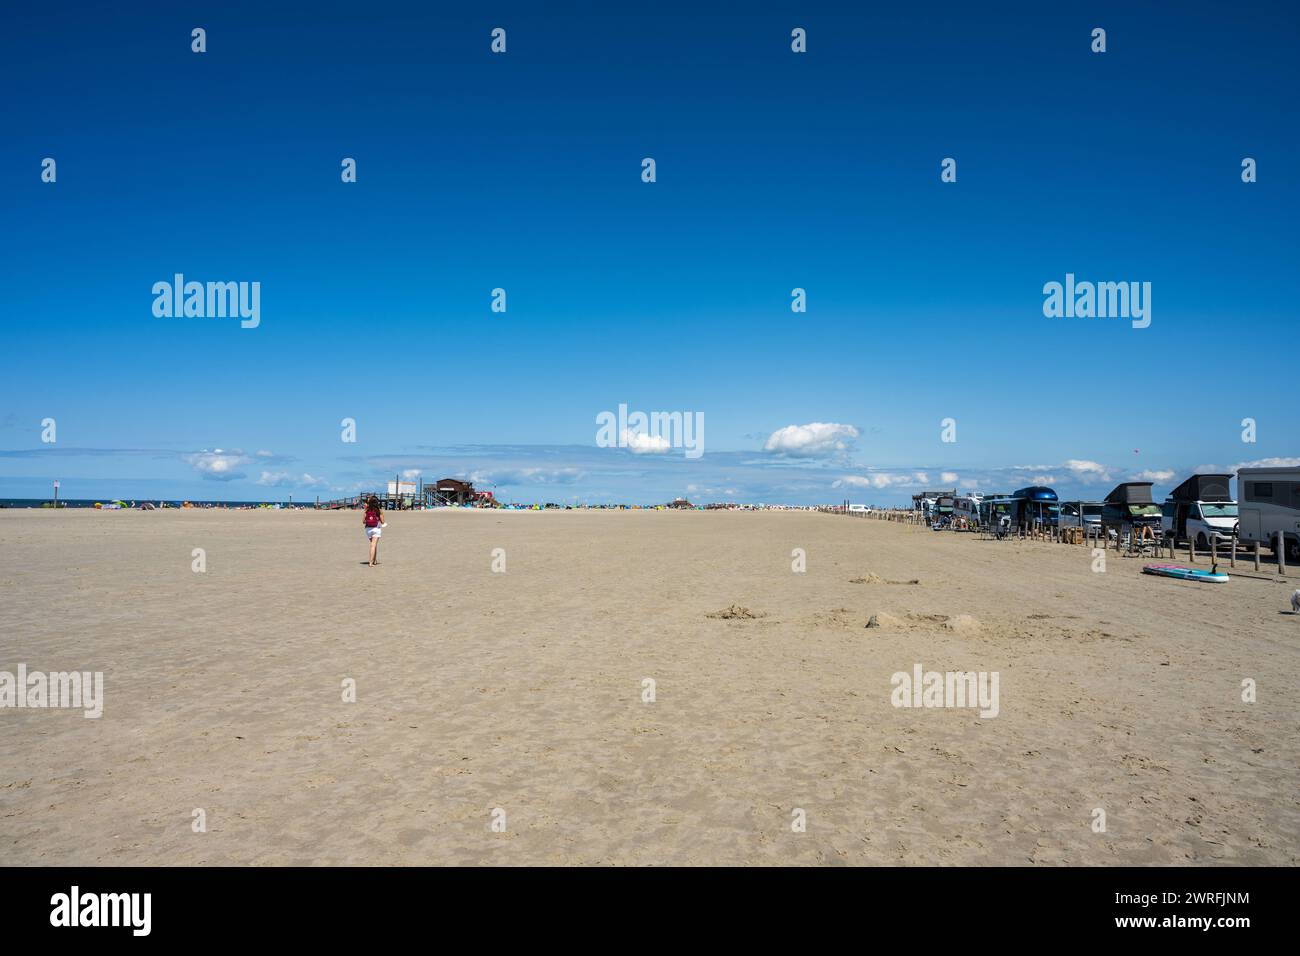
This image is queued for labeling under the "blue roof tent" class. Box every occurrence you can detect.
[1011,486,1059,502]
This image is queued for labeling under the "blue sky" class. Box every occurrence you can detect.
[2,1,1297,504]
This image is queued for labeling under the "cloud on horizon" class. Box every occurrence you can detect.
[763,422,860,458]
[3,441,1286,506]
[183,449,253,482]
[255,470,328,489]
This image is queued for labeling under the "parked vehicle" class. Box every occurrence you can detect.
[976,487,1057,531]
[1012,486,1058,528]
[976,493,1010,529]
[1160,473,1237,549]
[1057,500,1103,534]
[1101,482,1163,536]
[1236,467,1300,563]
[913,489,956,520]
[952,494,983,525]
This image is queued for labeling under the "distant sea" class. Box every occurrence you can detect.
[0,498,302,509]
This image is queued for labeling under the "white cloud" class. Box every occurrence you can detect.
[763,422,859,457]
[834,471,933,490]
[467,467,585,486]
[402,469,422,479]
[1010,460,1112,485]
[255,471,328,488]
[622,429,672,455]
[1134,469,1175,482]
[1224,456,1300,474]
[1063,459,1111,481]
[184,449,251,481]
[941,471,959,484]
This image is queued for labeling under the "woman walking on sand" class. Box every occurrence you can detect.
[363,495,386,566]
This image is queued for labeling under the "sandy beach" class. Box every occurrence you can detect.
[1,508,1297,866]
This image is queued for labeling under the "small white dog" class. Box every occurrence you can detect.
[1292,589,1300,614]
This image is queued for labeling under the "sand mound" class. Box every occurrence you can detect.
[942,614,982,635]
[708,604,767,620]
[849,573,921,585]
[866,611,908,629]
[808,607,861,628]
[908,612,950,625]
[859,611,981,634]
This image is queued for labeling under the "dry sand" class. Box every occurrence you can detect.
[1,508,1297,865]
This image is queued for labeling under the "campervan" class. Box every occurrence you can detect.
[1058,500,1102,534]
[1010,486,1058,528]
[930,494,956,529]
[952,494,982,525]
[1101,482,1162,534]
[914,489,956,522]
[1236,466,1300,563]
[977,495,1011,529]
[1161,473,1237,549]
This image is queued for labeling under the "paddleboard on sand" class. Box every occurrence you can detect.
[1142,564,1229,583]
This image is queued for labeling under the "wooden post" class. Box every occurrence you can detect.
[1210,534,1217,567]
[1230,535,1237,568]
[1254,541,1261,572]
[1187,536,1194,564]
[1278,532,1288,577]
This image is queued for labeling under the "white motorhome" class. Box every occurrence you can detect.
[1237,466,1300,563]
[951,494,982,525]
[1160,473,1237,549]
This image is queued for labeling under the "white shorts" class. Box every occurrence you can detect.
[365,526,382,540]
